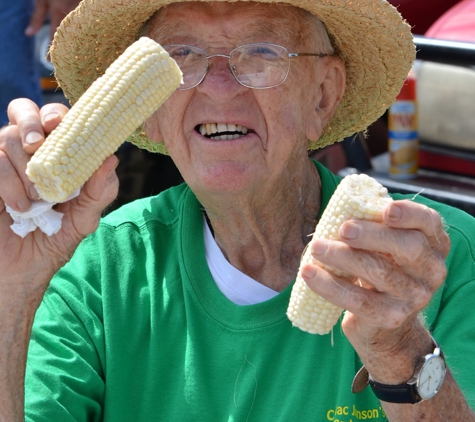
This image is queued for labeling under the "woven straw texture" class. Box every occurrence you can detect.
[50,0,415,155]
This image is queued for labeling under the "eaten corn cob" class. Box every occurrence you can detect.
[287,173,393,335]
[26,37,182,203]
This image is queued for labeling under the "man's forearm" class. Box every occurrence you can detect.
[351,321,475,421]
[0,281,44,421]
[382,370,475,421]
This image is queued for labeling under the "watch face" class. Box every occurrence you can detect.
[417,355,446,400]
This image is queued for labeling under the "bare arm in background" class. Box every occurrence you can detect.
[25,0,81,38]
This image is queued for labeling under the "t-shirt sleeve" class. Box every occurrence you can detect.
[25,235,106,421]
[402,195,475,411]
[427,221,475,410]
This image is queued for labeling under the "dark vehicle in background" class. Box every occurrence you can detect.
[388,0,461,34]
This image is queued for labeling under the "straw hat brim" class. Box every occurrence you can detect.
[50,0,415,155]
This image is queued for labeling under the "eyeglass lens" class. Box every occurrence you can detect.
[163,43,291,89]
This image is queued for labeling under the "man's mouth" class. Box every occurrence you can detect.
[197,123,249,140]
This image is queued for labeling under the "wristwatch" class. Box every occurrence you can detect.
[352,336,447,404]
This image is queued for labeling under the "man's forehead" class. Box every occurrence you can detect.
[148,2,303,45]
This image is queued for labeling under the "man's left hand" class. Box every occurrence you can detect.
[302,199,450,381]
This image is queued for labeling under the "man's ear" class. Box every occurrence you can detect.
[306,57,346,141]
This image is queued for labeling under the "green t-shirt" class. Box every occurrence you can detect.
[25,162,475,421]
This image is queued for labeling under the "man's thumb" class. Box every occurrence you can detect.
[79,155,120,215]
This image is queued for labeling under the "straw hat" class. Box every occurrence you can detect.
[50,0,415,154]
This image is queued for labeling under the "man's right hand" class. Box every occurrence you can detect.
[0,98,119,420]
[0,98,119,309]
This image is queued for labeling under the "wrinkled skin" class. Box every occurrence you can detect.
[0,2,473,420]
[144,6,471,418]
[145,2,344,291]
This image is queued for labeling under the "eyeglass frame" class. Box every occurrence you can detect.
[162,42,330,90]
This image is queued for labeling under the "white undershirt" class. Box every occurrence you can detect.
[203,217,279,305]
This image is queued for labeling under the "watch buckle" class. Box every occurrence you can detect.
[351,365,369,394]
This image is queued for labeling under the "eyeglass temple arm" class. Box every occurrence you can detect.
[288,53,328,58]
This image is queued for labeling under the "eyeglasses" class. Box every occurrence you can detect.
[162,43,329,90]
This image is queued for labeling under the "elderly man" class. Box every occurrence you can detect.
[0,0,474,420]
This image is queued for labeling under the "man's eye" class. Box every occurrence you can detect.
[246,45,280,59]
[171,48,193,58]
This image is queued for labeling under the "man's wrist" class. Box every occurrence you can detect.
[353,334,446,404]
[350,321,434,385]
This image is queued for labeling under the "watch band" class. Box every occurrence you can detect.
[368,376,421,404]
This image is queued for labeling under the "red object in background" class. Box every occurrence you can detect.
[418,148,475,177]
[388,0,461,34]
[418,0,475,177]
[396,74,416,101]
[425,0,475,41]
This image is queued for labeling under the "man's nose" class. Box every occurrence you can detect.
[199,55,242,88]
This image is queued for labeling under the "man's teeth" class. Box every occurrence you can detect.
[199,123,249,140]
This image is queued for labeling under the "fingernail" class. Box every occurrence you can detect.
[106,168,117,181]
[341,222,359,239]
[42,112,60,124]
[311,240,326,256]
[388,204,402,222]
[17,197,31,212]
[25,131,43,144]
[29,185,40,200]
[301,265,317,279]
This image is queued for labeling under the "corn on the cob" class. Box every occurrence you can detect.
[287,173,393,335]
[26,37,182,203]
